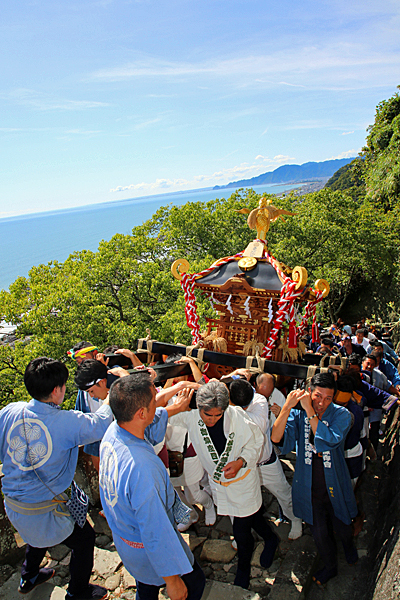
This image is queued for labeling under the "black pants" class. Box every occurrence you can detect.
[310,453,356,570]
[233,506,275,573]
[369,421,380,451]
[136,559,205,600]
[21,520,96,595]
[308,496,356,570]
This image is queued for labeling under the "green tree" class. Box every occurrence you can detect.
[0,186,399,407]
[266,189,399,322]
[325,158,365,202]
[362,86,400,209]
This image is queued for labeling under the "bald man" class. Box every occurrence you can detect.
[232,376,302,540]
[256,374,286,428]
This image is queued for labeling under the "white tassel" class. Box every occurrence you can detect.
[244,296,252,318]
[268,298,274,323]
[226,294,234,315]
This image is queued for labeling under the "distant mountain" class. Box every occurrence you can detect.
[213,158,355,190]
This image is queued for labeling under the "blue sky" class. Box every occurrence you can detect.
[1,0,399,217]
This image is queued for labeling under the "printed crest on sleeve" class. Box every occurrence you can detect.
[7,418,53,471]
[100,442,119,508]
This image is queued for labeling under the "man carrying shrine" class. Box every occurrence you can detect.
[271,372,358,586]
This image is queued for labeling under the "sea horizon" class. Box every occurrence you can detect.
[1,182,301,291]
[0,180,300,223]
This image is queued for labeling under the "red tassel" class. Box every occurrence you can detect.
[312,320,320,344]
[289,321,297,348]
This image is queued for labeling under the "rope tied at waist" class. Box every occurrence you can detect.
[4,492,70,518]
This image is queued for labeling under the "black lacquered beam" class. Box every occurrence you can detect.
[135,339,328,379]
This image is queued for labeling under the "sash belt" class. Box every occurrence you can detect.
[4,493,70,517]
[213,468,251,487]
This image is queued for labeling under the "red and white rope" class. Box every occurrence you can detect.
[180,251,244,343]
[181,273,201,344]
[262,280,304,358]
[297,292,324,338]
[180,238,325,352]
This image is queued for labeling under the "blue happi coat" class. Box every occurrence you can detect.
[279,402,357,525]
[99,409,194,586]
[0,399,113,547]
[75,389,102,456]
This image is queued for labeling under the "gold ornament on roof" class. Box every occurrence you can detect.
[292,266,308,290]
[237,195,295,240]
[314,279,330,298]
[238,257,258,271]
[171,258,190,280]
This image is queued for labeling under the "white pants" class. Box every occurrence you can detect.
[175,482,214,512]
[258,458,297,522]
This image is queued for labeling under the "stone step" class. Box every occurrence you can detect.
[268,534,318,600]
[0,572,66,600]
[202,580,261,600]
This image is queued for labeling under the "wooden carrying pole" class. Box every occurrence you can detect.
[135,339,344,379]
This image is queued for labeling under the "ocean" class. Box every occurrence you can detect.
[0,183,300,291]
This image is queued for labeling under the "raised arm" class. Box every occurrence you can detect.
[156,381,200,407]
[271,389,304,443]
[115,348,144,368]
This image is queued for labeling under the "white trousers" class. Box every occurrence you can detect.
[258,458,297,522]
[175,482,214,512]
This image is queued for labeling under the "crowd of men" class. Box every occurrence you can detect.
[0,321,399,599]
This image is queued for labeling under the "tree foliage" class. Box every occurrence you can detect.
[362,86,400,209]
[1,93,400,408]
[325,158,365,202]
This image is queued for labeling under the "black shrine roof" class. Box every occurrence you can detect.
[196,259,283,291]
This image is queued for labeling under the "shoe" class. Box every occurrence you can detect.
[260,533,279,569]
[288,518,302,540]
[312,566,337,586]
[65,584,108,599]
[205,504,216,526]
[19,568,55,594]
[352,511,365,537]
[231,538,238,550]
[177,512,199,532]
[344,545,358,565]
[234,567,250,589]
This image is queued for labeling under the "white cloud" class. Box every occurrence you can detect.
[90,44,400,91]
[328,150,359,159]
[255,154,295,164]
[0,89,110,111]
[110,156,299,194]
[65,129,103,135]
[133,117,162,130]
[341,131,355,135]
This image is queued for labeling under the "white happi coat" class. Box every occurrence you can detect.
[169,405,263,517]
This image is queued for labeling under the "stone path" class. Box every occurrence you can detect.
[0,452,368,600]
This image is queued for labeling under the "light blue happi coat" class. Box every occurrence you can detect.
[279,402,357,525]
[75,389,103,456]
[99,409,194,586]
[0,399,113,547]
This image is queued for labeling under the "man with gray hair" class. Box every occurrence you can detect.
[169,379,278,589]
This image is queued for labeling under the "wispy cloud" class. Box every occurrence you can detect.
[341,131,355,135]
[65,129,103,135]
[0,89,110,111]
[255,154,295,164]
[328,150,359,159]
[133,117,162,130]
[110,156,298,194]
[91,44,400,90]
